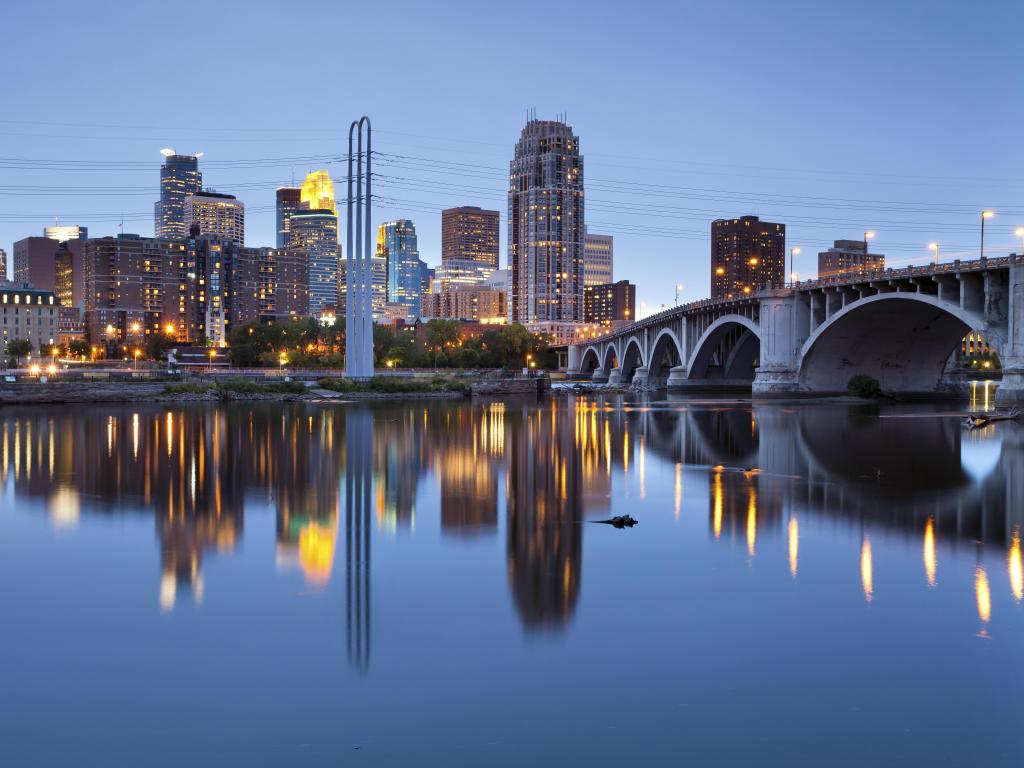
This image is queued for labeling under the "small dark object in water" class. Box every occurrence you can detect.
[595,515,638,528]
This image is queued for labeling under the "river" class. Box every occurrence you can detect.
[0,394,1021,766]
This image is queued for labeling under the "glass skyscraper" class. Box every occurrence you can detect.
[155,150,203,239]
[276,187,302,248]
[508,118,584,323]
[376,220,421,319]
[291,209,339,314]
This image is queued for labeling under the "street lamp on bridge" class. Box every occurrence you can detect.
[1015,227,1024,254]
[980,210,995,260]
[789,247,800,287]
[863,231,875,262]
[928,242,939,266]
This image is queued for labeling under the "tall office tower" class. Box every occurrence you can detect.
[338,256,387,320]
[54,241,85,308]
[710,215,786,300]
[185,191,245,244]
[508,117,585,323]
[583,229,613,286]
[440,206,500,287]
[44,225,88,242]
[291,209,339,314]
[276,187,302,248]
[300,170,337,214]
[818,239,885,279]
[418,259,433,297]
[0,248,6,282]
[155,150,203,239]
[13,236,84,298]
[376,220,421,319]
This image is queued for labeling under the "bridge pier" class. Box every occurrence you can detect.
[998,256,1024,404]
[591,369,609,384]
[752,293,800,395]
[632,366,650,388]
[666,365,689,389]
[608,367,623,386]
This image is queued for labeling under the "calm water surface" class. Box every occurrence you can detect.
[1,395,1021,766]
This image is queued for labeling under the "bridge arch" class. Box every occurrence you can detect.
[579,346,601,377]
[798,293,988,392]
[619,337,644,383]
[647,329,683,387]
[686,315,761,382]
[601,343,619,374]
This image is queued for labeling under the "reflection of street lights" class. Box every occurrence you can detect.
[980,210,994,260]
[928,242,939,266]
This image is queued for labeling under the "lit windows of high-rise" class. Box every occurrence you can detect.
[276,187,302,249]
[377,220,422,320]
[583,229,613,286]
[710,216,785,300]
[508,118,585,323]
[185,192,245,244]
[155,150,203,240]
[291,209,340,314]
[442,206,499,272]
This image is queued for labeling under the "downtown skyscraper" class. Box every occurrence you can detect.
[275,187,302,248]
[437,206,499,288]
[376,219,421,319]
[155,150,203,239]
[508,118,584,323]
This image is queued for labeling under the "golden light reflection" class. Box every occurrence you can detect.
[639,436,646,500]
[1009,530,1023,603]
[923,517,937,587]
[788,516,798,577]
[674,463,682,519]
[746,489,757,557]
[298,522,336,587]
[975,565,991,632]
[712,471,723,540]
[861,537,873,603]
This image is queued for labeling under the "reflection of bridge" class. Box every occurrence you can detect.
[569,256,1024,402]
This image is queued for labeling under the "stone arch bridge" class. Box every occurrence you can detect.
[568,255,1024,403]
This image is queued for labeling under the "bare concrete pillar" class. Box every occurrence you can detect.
[998,255,1024,404]
[753,292,799,395]
[666,364,689,389]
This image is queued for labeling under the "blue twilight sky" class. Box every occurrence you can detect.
[2,0,1023,312]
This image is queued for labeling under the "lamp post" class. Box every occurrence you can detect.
[133,349,141,370]
[674,283,683,305]
[208,348,216,372]
[928,242,939,267]
[1015,227,1024,254]
[863,231,875,266]
[789,247,800,287]
[980,210,994,260]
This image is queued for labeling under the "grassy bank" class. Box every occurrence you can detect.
[163,378,307,396]
[316,375,471,395]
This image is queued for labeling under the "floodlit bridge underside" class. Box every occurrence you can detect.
[569,256,1024,402]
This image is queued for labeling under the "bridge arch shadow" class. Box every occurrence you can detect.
[647,329,683,387]
[620,337,644,383]
[798,294,989,392]
[579,347,601,378]
[686,315,761,384]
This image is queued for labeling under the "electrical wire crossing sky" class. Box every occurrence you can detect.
[1,0,1022,310]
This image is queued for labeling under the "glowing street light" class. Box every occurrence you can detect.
[1015,226,1024,254]
[133,349,141,370]
[208,348,217,372]
[789,247,800,287]
[278,351,288,371]
[164,323,176,337]
[980,210,995,260]
[674,283,683,305]
[863,231,875,264]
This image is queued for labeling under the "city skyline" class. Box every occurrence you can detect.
[2,1,1020,314]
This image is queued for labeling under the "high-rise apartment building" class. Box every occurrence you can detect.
[584,280,635,328]
[155,150,203,239]
[275,187,302,248]
[422,288,506,322]
[232,246,309,326]
[291,209,339,314]
[583,229,614,286]
[508,118,585,323]
[817,239,885,279]
[710,215,786,300]
[441,206,500,287]
[44,225,88,242]
[185,191,245,244]
[13,236,84,299]
[300,170,336,214]
[377,219,421,319]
